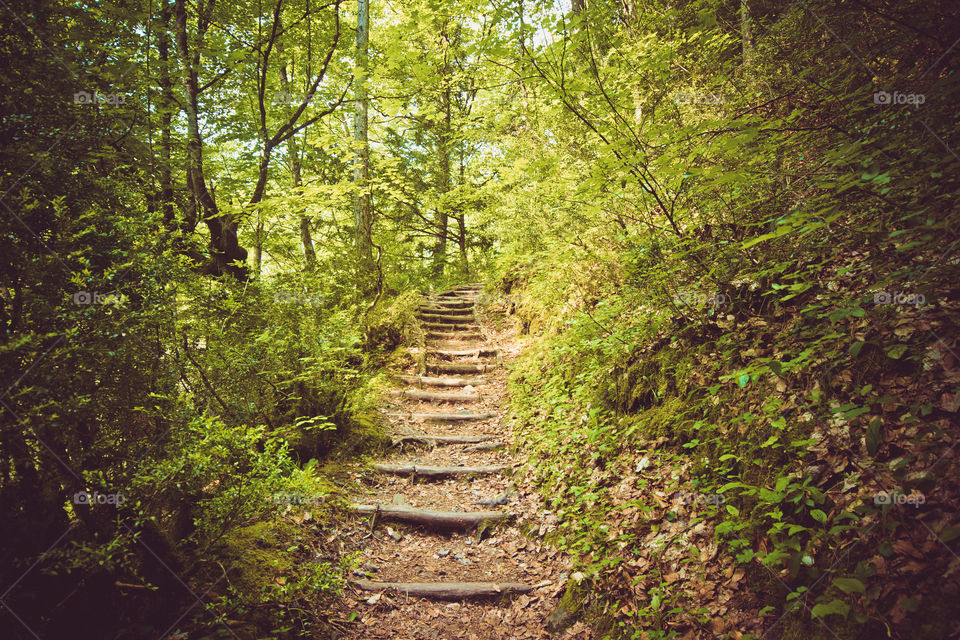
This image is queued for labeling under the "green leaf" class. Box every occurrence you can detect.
[848,340,864,357]
[811,599,850,618]
[940,527,960,543]
[737,373,749,388]
[885,344,909,360]
[725,504,740,516]
[811,509,827,523]
[833,577,865,594]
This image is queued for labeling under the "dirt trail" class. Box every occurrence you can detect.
[334,285,594,639]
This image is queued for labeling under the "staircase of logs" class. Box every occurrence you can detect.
[347,283,537,601]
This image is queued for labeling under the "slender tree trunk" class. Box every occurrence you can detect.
[741,0,753,69]
[291,134,316,271]
[353,0,374,276]
[457,144,468,275]
[174,0,248,279]
[253,212,263,276]
[432,85,451,277]
[158,0,175,229]
[279,51,317,271]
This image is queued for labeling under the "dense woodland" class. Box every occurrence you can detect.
[1,0,958,638]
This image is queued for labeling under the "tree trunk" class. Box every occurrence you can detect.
[457,146,469,274]
[741,0,753,70]
[253,213,264,277]
[353,0,375,278]
[432,82,451,277]
[174,0,249,279]
[279,52,317,271]
[157,0,175,230]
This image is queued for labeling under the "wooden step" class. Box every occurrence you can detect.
[396,375,483,387]
[418,313,477,323]
[419,306,474,315]
[392,434,495,446]
[431,348,500,358]
[350,580,534,600]
[426,331,484,340]
[422,322,479,331]
[427,292,476,299]
[386,411,496,422]
[424,300,474,310]
[351,504,508,529]
[428,341,486,350]
[389,389,480,402]
[372,463,511,478]
[464,440,505,452]
[427,363,492,374]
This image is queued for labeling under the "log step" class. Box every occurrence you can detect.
[386,411,497,422]
[371,463,511,478]
[431,348,500,358]
[419,306,475,316]
[428,341,485,350]
[350,580,534,600]
[396,375,483,387]
[427,363,492,374]
[351,504,508,529]
[393,434,496,446]
[424,300,474,310]
[419,313,477,323]
[427,331,485,340]
[464,440,506,452]
[389,389,480,402]
[422,322,480,331]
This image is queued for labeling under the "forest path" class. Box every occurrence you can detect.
[334,285,593,639]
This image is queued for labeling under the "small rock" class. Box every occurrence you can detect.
[438,549,450,557]
[386,526,402,542]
